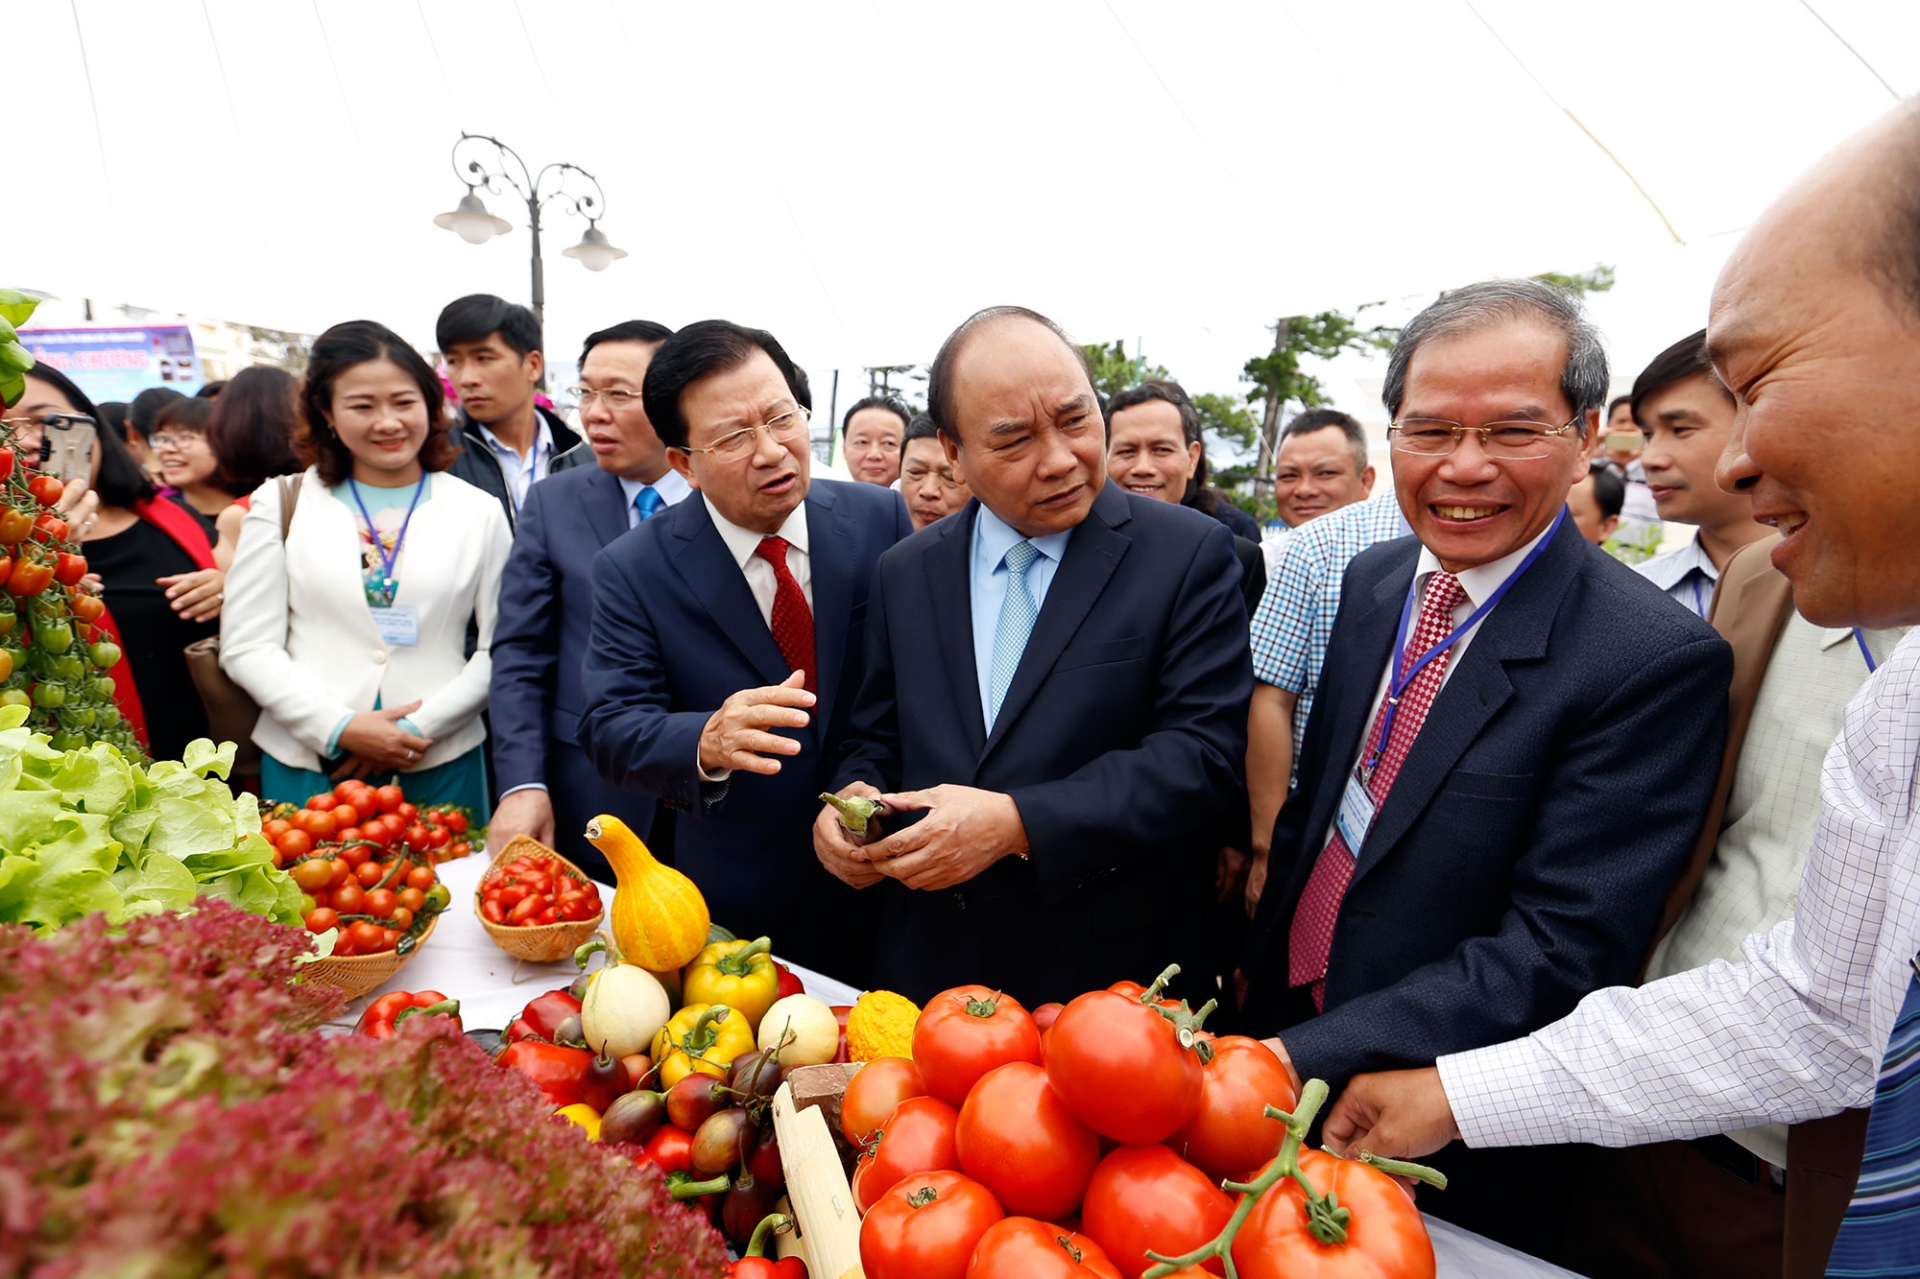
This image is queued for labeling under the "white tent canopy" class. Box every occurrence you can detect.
[7,0,1915,395]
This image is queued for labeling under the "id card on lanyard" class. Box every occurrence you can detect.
[348,477,426,646]
[1338,506,1568,861]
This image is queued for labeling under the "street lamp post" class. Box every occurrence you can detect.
[432,132,627,333]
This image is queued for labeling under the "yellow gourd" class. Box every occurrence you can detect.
[586,814,711,971]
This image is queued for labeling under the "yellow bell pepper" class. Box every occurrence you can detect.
[650,1003,756,1089]
[555,1103,602,1142]
[682,936,780,1036]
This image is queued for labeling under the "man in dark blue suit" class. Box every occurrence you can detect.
[488,321,683,881]
[579,320,911,981]
[1238,280,1732,1256]
[819,307,1253,1007]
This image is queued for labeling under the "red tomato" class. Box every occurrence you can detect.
[307,793,338,812]
[1230,1149,1434,1279]
[559,896,599,922]
[332,803,360,828]
[51,552,86,585]
[355,860,386,887]
[1032,1002,1065,1031]
[860,1169,1005,1279]
[966,1218,1123,1279]
[1169,1036,1297,1183]
[7,557,52,596]
[863,1095,960,1197]
[640,1125,695,1174]
[338,843,372,868]
[304,907,340,934]
[914,985,1043,1107]
[426,824,450,849]
[397,801,418,822]
[374,784,404,813]
[332,882,365,914]
[364,888,397,918]
[399,886,426,912]
[69,592,105,623]
[405,823,433,849]
[1081,1145,1234,1279]
[852,1154,881,1215]
[955,1061,1099,1221]
[843,1056,928,1145]
[328,859,352,890]
[346,920,387,953]
[482,899,507,924]
[27,474,65,506]
[274,829,313,859]
[443,809,468,833]
[296,808,336,839]
[262,818,292,841]
[405,864,436,890]
[32,512,68,544]
[509,894,544,924]
[1046,988,1204,1144]
[333,781,358,800]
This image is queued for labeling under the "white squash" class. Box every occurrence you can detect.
[756,993,841,1068]
[581,962,672,1059]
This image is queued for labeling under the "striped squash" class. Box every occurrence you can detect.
[586,814,711,971]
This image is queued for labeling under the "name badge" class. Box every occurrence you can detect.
[369,606,420,647]
[1334,768,1377,857]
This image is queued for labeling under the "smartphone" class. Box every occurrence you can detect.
[40,413,97,484]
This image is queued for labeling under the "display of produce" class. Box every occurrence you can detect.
[269,780,455,956]
[353,989,462,1039]
[0,720,305,932]
[845,987,919,1061]
[480,844,603,926]
[588,812,711,971]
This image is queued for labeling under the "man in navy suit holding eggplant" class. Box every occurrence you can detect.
[818,306,1254,1007]
[578,320,911,982]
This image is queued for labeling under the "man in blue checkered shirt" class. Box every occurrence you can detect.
[1244,491,1409,913]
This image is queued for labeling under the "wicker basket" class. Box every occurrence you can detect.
[302,911,439,1001]
[475,835,606,963]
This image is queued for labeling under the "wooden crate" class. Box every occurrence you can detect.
[772,1064,868,1279]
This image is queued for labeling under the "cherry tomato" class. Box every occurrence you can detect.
[328,859,352,890]
[449,841,471,859]
[1169,1036,1297,1183]
[1081,1145,1234,1279]
[33,512,69,543]
[966,1218,1124,1279]
[396,801,418,821]
[27,475,64,506]
[289,858,333,892]
[405,823,432,850]
[68,592,105,623]
[304,907,340,934]
[388,906,414,931]
[426,824,450,849]
[861,1095,960,1200]
[442,810,468,834]
[51,552,86,586]
[346,920,386,953]
[843,1056,928,1145]
[7,558,52,597]
[355,860,386,887]
[913,985,1043,1107]
[331,802,360,828]
[1046,988,1205,1145]
[482,899,506,924]
[364,888,397,918]
[262,818,293,842]
[535,906,560,925]
[374,784,404,813]
[860,1169,1004,1279]
[332,882,365,914]
[640,1124,694,1174]
[559,895,599,922]
[508,893,545,925]
[338,843,372,868]
[333,781,359,800]
[0,509,28,545]
[1231,1149,1435,1279]
[954,1061,1099,1221]
[274,829,313,859]
[296,808,337,839]
[405,864,436,891]
[306,793,338,812]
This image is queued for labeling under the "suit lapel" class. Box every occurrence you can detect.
[1349,520,1580,886]
[980,484,1131,763]
[585,470,630,547]
[805,485,856,733]
[932,503,988,760]
[667,497,792,687]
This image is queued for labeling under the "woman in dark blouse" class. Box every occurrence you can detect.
[14,366,219,761]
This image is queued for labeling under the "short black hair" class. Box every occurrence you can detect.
[298,320,457,487]
[436,293,542,358]
[1107,380,1202,446]
[98,401,129,442]
[927,305,1094,442]
[19,364,155,507]
[154,396,212,435]
[641,320,810,451]
[1585,459,1625,520]
[128,386,185,439]
[1606,394,1632,419]
[903,413,940,445]
[842,395,911,438]
[579,320,674,369]
[1630,330,1732,427]
[194,380,227,400]
[1280,407,1369,476]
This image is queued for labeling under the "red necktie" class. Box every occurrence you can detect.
[754,536,816,694]
[1288,571,1466,1010]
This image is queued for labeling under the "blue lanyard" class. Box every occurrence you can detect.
[347,476,427,605]
[1855,628,1878,673]
[1367,506,1567,775]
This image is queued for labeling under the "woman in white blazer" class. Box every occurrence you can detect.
[221,320,511,814]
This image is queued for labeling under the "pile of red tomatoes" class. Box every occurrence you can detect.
[479,848,604,928]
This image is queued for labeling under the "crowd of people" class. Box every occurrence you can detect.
[7,98,1919,1276]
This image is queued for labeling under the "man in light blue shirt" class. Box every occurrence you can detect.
[439,294,583,526]
[969,507,1069,728]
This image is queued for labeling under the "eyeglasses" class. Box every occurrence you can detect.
[566,385,644,409]
[902,464,964,490]
[150,431,209,452]
[1387,414,1582,460]
[679,406,812,460]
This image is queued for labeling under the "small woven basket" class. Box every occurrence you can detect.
[302,911,439,1001]
[475,835,606,963]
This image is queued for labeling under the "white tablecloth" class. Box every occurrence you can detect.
[329,857,1571,1277]
[328,853,863,1032]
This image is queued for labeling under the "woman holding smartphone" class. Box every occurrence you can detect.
[220,321,510,813]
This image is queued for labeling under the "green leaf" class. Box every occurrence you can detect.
[0,341,31,374]
[181,738,235,780]
[0,289,42,328]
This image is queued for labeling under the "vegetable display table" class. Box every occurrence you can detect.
[330,853,861,1033]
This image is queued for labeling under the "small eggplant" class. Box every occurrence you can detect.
[722,1170,784,1247]
[600,1089,667,1148]
[691,1107,755,1176]
[582,1051,628,1113]
[666,1071,730,1132]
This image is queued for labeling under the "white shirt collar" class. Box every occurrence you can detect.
[1636,532,1719,592]
[1413,518,1558,610]
[703,492,810,570]
[478,415,554,465]
[618,468,692,510]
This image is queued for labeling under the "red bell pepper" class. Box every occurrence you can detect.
[355,990,461,1039]
[496,1040,594,1107]
[505,987,582,1043]
[774,962,805,1002]
[730,1213,807,1278]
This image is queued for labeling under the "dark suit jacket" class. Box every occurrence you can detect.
[834,482,1253,1006]
[578,479,912,981]
[487,461,660,878]
[1242,517,1733,1090]
[446,405,582,531]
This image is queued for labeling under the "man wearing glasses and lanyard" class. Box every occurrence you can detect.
[1237,278,1733,1258]
[577,320,911,985]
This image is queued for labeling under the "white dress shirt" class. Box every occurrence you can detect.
[1438,628,1920,1152]
[1635,532,1719,620]
[618,469,692,527]
[479,415,555,513]
[702,494,812,625]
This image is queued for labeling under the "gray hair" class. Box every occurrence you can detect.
[1382,278,1610,432]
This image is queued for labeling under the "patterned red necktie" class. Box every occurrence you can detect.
[754,536,816,694]
[1288,571,1467,1010]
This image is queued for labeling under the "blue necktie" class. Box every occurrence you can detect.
[1827,955,1920,1276]
[987,540,1040,730]
[632,486,663,527]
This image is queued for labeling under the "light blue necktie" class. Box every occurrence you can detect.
[632,486,663,527]
[987,539,1040,729]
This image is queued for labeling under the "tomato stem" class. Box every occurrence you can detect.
[743,1212,791,1258]
[1140,963,1181,1005]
